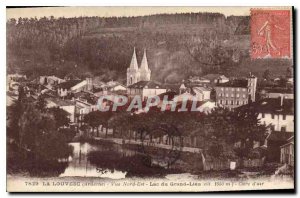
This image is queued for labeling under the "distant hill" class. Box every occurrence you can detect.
[7,12,292,83]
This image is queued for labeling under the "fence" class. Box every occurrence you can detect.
[203,158,265,171]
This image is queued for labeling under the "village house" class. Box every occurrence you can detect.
[280,136,294,166]
[178,82,211,101]
[196,100,216,114]
[57,78,93,97]
[46,97,76,123]
[201,74,229,85]
[215,73,257,109]
[127,81,166,101]
[263,88,294,99]
[39,75,65,90]
[253,97,294,133]
[7,73,27,94]
[192,87,211,101]
[244,96,294,163]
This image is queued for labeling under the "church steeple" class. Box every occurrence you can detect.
[140,49,149,71]
[129,47,138,70]
[127,47,140,86]
[127,47,151,86]
[139,49,151,81]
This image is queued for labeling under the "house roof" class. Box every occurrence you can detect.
[268,131,293,142]
[73,91,98,105]
[264,87,294,94]
[202,74,222,81]
[46,97,75,106]
[57,80,82,89]
[163,84,181,93]
[216,79,248,88]
[157,91,177,101]
[249,98,294,115]
[64,73,80,80]
[127,81,164,89]
[193,86,211,92]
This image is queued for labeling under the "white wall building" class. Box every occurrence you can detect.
[127,81,166,101]
[46,98,76,122]
[254,98,294,133]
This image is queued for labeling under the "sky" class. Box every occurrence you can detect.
[6,7,252,19]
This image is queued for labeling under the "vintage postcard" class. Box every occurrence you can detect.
[6,6,294,192]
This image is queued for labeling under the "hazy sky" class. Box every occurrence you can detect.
[7,7,251,19]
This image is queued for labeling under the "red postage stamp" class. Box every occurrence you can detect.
[250,9,291,59]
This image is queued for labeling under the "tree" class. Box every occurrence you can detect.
[47,107,70,129]
[231,106,268,158]
[262,69,271,81]
[84,111,102,136]
[36,95,47,112]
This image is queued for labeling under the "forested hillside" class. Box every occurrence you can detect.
[7,12,292,83]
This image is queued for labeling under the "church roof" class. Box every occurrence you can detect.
[128,47,139,70]
[140,49,150,72]
[127,81,164,89]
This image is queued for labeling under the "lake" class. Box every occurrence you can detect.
[59,142,184,179]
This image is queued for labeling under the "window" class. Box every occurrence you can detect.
[231,100,234,105]
[226,93,229,97]
[237,101,239,105]
[271,114,275,119]
[232,88,234,91]
[243,88,246,92]
[236,94,240,98]
[218,93,222,97]
[281,126,287,132]
[225,100,228,105]
[283,114,286,120]
[237,88,240,91]
[242,94,246,98]
[231,94,234,97]
[221,88,224,91]
[220,100,222,104]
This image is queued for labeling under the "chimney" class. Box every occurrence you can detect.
[86,77,93,91]
[280,94,284,107]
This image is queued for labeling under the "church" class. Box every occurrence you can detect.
[127,47,151,86]
[126,48,166,101]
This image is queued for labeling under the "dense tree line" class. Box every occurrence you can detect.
[7,87,74,176]
[83,104,268,165]
[7,13,249,83]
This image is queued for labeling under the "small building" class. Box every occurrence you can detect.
[201,74,229,84]
[172,92,199,102]
[265,131,293,162]
[264,88,294,99]
[192,87,211,101]
[280,136,294,166]
[127,81,166,101]
[255,97,294,133]
[46,98,76,122]
[196,100,216,114]
[40,75,65,88]
[57,78,93,97]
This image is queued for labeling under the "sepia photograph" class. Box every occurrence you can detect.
[6,6,295,192]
